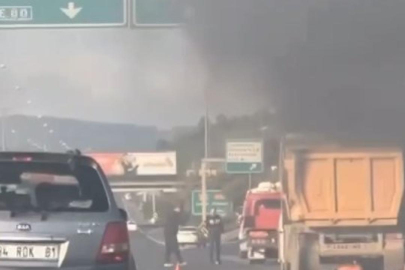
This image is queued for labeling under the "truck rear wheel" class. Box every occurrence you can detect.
[289,233,301,270]
[301,235,321,270]
[297,234,321,270]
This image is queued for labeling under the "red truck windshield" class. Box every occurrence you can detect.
[254,199,281,214]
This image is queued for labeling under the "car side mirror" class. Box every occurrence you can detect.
[119,208,128,221]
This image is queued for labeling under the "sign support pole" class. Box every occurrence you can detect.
[248,174,252,189]
[152,193,156,217]
[201,160,207,222]
[278,135,286,264]
[1,108,7,151]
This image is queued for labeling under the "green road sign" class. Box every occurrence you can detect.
[226,140,263,174]
[133,0,184,26]
[226,162,263,174]
[0,0,126,28]
[191,190,233,217]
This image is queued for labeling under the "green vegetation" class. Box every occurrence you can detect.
[160,110,281,207]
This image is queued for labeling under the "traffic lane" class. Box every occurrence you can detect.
[130,230,339,270]
[130,232,279,270]
[130,232,166,270]
[221,242,337,270]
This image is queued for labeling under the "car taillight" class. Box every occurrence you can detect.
[12,156,32,162]
[97,222,130,264]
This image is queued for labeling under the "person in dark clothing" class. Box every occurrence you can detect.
[164,206,186,267]
[206,208,224,265]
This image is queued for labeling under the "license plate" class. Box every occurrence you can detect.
[326,243,363,250]
[0,244,59,260]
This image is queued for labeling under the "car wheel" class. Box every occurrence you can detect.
[239,250,248,259]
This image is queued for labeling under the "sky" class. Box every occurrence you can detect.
[187,0,405,139]
[3,0,405,137]
[0,27,264,128]
[0,29,202,128]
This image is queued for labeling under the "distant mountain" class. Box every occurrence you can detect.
[158,125,195,142]
[2,115,159,152]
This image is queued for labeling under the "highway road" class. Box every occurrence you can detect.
[129,228,343,270]
[119,194,340,270]
[130,230,278,270]
[121,194,279,270]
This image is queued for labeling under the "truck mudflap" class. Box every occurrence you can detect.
[319,234,383,257]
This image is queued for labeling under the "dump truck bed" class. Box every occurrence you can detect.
[284,147,404,227]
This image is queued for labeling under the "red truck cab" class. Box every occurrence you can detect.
[239,182,282,262]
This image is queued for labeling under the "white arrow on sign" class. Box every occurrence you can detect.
[61,2,82,19]
[250,163,258,171]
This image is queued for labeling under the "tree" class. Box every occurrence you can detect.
[167,110,282,176]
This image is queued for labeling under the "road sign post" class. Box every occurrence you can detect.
[0,0,127,28]
[191,190,233,217]
[198,158,226,222]
[201,160,207,222]
[226,140,263,174]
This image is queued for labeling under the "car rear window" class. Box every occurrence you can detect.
[0,162,109,213]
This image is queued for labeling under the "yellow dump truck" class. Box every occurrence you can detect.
[279,143,405,270]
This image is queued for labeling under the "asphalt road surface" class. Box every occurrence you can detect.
[130,230,279,270]
[121,196,338,270]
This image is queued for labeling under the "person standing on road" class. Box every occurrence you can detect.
[163,206,186,267]
[206,208,224,265]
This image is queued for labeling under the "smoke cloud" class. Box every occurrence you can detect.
[186,0,405,138]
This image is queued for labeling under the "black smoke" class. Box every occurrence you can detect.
[186,0,405,139]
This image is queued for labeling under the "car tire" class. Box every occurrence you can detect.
[239,251,248,259]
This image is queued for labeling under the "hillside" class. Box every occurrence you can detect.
[3,115,159,152]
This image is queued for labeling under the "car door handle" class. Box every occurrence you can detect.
[77,229,93,235]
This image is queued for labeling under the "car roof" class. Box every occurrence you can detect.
[0,152,99,167]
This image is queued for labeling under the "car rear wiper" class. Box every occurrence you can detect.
[8,206,49,221]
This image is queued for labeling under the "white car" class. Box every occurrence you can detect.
[177,226,206,247]
[127,221,138,232]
